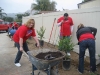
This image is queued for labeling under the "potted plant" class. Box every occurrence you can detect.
[90,72,99,75]
[37,26,46,47]
[97,54,100,65]
[58,37,75,70]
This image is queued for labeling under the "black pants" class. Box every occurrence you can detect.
[15,42,29,63]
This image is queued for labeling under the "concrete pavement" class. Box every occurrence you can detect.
[0,33,47,75]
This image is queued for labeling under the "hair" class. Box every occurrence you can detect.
[64,13,68,17]
[77,23,84,29]
[24,19,35,28]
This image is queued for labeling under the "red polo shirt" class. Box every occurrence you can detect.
[57,16,73,36]
[13,25,36,43]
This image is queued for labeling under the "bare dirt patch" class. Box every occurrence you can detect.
[27,39,100,75]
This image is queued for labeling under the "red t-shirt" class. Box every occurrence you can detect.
[13,22,19,29]
[9,23,13,28]
[57,16,73,36]
[13,25,36,43]
[79,33,94,42]
[14,24,19,28]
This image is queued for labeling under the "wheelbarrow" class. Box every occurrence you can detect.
[27,49,66,75]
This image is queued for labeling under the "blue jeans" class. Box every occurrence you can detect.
[9,29,16,36]
[8,28,12,32]
[78,39,96,73]
[15,42,29,63]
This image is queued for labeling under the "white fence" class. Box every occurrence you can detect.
[22,7,100,60]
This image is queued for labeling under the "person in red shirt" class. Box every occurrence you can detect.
[9,22,13,28]
[13,19,40,67]
[57,13,74,38]
[8,22,13,35]
[76,24,97,74]
[12,22,19,30]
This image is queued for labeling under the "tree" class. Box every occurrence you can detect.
[15,14,24,22]
[23,12,30,16]
[49,1,57,11]
[0,7,7,19]
[15,12,29,23]
[16,14,24,20]
[31,0,57,11]
[3,17,14,22]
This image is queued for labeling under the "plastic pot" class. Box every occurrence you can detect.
[62,58,71,70]
[39,40,44,47]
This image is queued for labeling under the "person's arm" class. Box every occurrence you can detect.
[32,29,40,47]
[76,31,79,41]
[76,31,80,45]
[33,36,40,47]
[70,17,74,33]
[19,27,27,52]
[19,38,24,52]
[57,17,63,27]
[57,22,62,27]
[71,25,74,33]
[57,20,63,27]
[88,27,97,37]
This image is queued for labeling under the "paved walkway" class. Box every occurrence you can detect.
[0,33,47,75]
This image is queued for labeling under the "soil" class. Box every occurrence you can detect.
[35,51,63,60]
[27,39,100,75]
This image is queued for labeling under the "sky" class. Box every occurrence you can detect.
[0,0,82,13]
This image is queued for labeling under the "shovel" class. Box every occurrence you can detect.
[23,50,29,59]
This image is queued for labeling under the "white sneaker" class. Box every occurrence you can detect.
[10,38,12,41]
[15,63,21,67]
[67,52,71,56]
[9,33,11,35]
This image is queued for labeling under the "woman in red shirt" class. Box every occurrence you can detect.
[13,19,40,67]
[76,24,97,74]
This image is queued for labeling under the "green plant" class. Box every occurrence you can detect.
[37,26,46,40]
[58,37,75,53]
[58,37,75,52]
[98,54,100,57]
[90,72,98,75]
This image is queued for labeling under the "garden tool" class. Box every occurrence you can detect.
[23,50,29,59]
[52,23,58,47]
[47,18,56,45]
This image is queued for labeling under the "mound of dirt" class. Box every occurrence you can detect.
[35,51,63,60]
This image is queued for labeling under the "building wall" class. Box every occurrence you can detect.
[22,7,100,60]
[79,0,100,9]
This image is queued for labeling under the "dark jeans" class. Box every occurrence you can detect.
[78,39,96,73]
[15,42,29,63]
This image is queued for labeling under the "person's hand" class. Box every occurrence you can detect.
[35,43,40,48]
[20,46,24,52]
[93,36,96,40]
[37,43,40,48]
[61,20,63,23]
[70,35,72,37]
